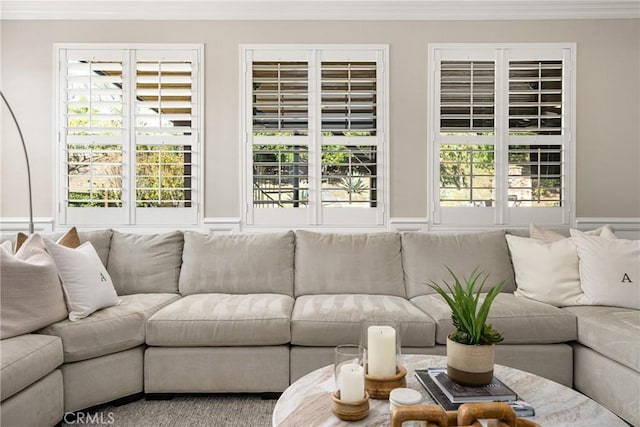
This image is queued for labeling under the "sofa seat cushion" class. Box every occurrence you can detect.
[563,306,640,372]
[291,294,436,347]
[146,294,294,346]
[1,334,63,401]
[411,293,577,345]
[39,293,180,362]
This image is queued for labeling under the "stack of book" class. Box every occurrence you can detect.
[415,367,535,417]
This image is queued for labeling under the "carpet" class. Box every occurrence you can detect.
[62,394,278,427]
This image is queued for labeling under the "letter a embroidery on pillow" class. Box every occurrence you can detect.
[622,273,633,283]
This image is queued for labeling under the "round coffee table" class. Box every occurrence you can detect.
[272,354,626,426]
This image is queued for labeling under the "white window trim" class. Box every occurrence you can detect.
[427,43,577,229]
[239,44,390,230]
[53,43,204,228]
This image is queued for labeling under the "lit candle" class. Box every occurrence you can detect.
[367,325,396,376]
[339,363,365,402]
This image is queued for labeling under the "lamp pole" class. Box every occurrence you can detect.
[1,90,35,234]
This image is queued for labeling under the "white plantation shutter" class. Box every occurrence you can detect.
[440,61,495,134]
[247,50,311,226]
[430,44,574,227]
[507,144,563,207]
[438,58,496,219]
[319,50,384,225]
[508,60,563,136]
[505,49,572,225]
[58,45,202,226]
[321,61,377,135]
[243,46,388,227]
[433,48,498,225]
[253,61,309,135]
[60,49,128,225]
[133,49,199,225]
[65,59,125,136]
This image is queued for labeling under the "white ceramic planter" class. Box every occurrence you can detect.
[446,336,495,386]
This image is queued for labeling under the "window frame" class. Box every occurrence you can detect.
[427,43,576,229]
[240,44,390,229]
[54,43,204,227]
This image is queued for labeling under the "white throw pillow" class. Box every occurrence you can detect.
[1,234,68,338]
[43,238,120,321]
[570,229,640,310]
[529,224,615,242]
[0,240,13,253]
[506,234,583,306]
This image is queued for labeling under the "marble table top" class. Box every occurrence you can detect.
[272,355,627,427]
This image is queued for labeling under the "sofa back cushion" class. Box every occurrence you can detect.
[107,231,183,295]
[401,231,516,299]
[78,229,113,267]
[179,231,295,296]
[1,234,68,339]
[294,231,405,297]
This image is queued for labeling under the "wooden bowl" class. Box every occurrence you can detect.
[331,390,370,421]
[365,366,408,399]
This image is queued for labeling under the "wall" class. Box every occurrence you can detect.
[1,19,639,230]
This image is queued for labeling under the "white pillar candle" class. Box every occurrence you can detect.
[367,325,396,376]
[338,363,365,402]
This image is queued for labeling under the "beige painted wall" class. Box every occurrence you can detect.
[1,19,639,223]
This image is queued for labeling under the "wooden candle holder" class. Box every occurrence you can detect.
[365,365,407,399]
[331,390,370,421]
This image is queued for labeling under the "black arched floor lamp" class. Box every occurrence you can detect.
[1,90,34,234]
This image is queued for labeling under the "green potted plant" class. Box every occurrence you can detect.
[430,267,504,386]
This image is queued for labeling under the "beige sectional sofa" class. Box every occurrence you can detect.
[1,229,638,426]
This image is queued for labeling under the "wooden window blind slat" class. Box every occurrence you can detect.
[440,61,495,134]
[508,60,563,135]
[321,61,377,136]
[253,61,309,135]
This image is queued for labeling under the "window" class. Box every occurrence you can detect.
[429,44,575,227]
[56,44,203,226]
[241,45,388,227]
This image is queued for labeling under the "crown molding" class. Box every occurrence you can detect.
[1,0,639,21]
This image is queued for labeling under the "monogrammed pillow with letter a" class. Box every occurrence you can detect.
[570,229,640,310]
[44,238,120,321]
